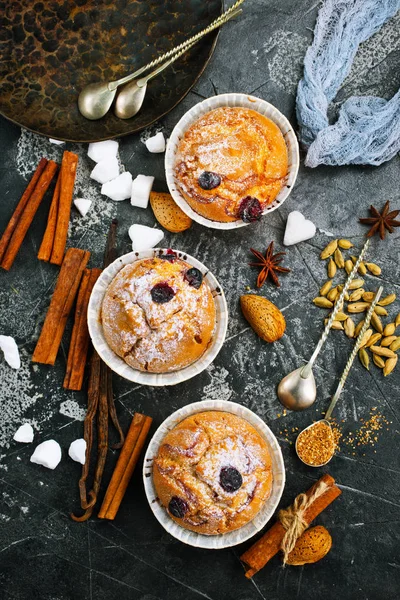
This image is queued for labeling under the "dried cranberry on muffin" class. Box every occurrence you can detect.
[153,411,273,534]
[174,107,288,223]
[101,256,216,373]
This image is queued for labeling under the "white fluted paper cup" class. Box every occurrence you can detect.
[165,93,299,230]
[87,249,228,387]
[143,400,285,549]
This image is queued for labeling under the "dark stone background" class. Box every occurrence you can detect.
[1,2,399,599]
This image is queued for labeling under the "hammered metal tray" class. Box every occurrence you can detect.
[0,0,222,142]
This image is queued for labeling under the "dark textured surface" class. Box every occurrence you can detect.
[0,0,221,141]
[1,1,400,599]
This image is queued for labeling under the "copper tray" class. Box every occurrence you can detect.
[0,0,222,142]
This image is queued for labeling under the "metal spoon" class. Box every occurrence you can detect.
[277,238,370,411]
[295,286,383,467]
[77,1,244,120]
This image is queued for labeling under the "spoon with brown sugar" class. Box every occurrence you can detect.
[296,285,383,468]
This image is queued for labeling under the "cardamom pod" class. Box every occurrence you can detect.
[327,288,339,302]
[344,260,353,275]
[344,317,355,338]
[338,239,353,249]
[313,297,334,309]
[359,329,373,348]
[334,248,345,269]
[362,291,375,302]
[327,258,337,279]
[355,320,365,337]
[383,323,396,337]
[381,336,397,347]
[378,293,396,306]
[370,345,397,359]
[396,313,400,327]
[350,256,357,264]
[358,262,367,276]
[373,354,385,368]
[335,311,348,322]
[348,279,364,290]
[383,356,398,376]
[349,288,364,302]
[374,305,388,317]
[390,337,400,352]
[331,320,344,330]
[347,302,370,313]
[359,348,370,370]
[320,240,338,260]
[366,333,382,348]
[365,262,381,276]
[320,280,333,297]
[370,312,383,333]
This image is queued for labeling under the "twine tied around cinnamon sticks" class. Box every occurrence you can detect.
[278,480,329,565]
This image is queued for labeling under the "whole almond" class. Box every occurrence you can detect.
[366,332,382,348]
[348,279,364,290]
[149,191,192,233]
[370,312,383,333]
[327,258,337,279]
[374,305,388,317]
[334,248,345,269]
[359,329,373,348]
[344,260,353,275]
[320,280,332,297]
[344,317,355,338]
[359,348,369,370]
[384,356,398,376]
[286,525,332,566]
[338,239,353,249]
[373,354,385,368]
[355,320,365,336]
[320,240,338,260]
[390,337,400,352]
[362,292,375,302]
[378,294,396,307]
[327,287,339,302]
[370,345,397,359]
[240,295,286,343]
[313,297,334,309]
[365,262,381,276]
[381,336,397,347]
[347,302,370,313]
[349,288,364,302]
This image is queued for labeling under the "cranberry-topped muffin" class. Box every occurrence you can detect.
[101,254,216,373]
[153,411,273,535]
[174,107,288,223]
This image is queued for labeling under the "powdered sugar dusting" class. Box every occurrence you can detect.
[59,400,86,422]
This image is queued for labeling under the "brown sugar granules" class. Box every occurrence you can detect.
[296,421,336,466]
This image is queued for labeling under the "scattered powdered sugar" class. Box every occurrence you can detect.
[319,228,335,237]
[59,400,86,422]
[202,365,233,403]
[140,123,164,144]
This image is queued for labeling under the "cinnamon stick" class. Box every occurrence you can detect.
[50,150,78,266]
[32,247,90,365]
[63,267,102,390]
[98,413,153,520]
[0,160,58,271]
[38,170,61,261]
[240,474,341,578]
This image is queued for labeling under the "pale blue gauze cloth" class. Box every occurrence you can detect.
[296,0,400,167]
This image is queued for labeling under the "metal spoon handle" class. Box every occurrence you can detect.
[111,2,244,89]
[136,40,198,87]
[324,285,383,420]
[301,238,370,379]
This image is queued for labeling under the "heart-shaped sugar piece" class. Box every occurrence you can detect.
[283,211,316,246]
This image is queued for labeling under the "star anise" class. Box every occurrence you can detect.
[249,241,290,288]
[359,200,400,240]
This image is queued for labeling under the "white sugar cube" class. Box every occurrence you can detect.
[88,140,119,163]
[0,335,21,369]
[101,171,132,201]
[13,423,34,443]
[49,138,65,145]
[145,132,166,153]
[90,157,119,184]
[129,224,164,251]
[131,175,154,209]
[283,211,316,246]
[74,198,92,217]
[30,440,62,470]
[68,438,86,465]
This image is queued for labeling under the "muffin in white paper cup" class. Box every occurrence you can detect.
[143,400,285,549]
[87,249,228,387]
[165,93,299,230]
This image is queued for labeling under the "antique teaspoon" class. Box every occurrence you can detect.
[295,286,383,467]
[277,238,370,411]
